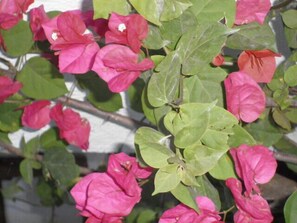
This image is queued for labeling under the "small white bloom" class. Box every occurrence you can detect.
[118,23,126,32]
[51,32,58,41]
[83,29,92,35]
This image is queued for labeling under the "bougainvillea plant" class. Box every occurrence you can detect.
[1,0,297,222]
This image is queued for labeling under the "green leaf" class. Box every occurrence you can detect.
[39,128,66,149]
[176,22,228,75]
[147,52,180,107]
[77,72,122,112]
[183,66,227,107]
[226,22,276,51]
[190,0,236,27]
[20,159,34,185]
[272,108,291,131]
[1,20,33,57]
[209,153,236,180]
[0,131,11,144]
[228,125,256,147]
[284,65,297,87]
[93,0,131,19]
[143,25,170,49]
[245,116,283,147]
[0,103,22,132]
[282,10,297,29]
[171,183,198,211]
[153,164,180,195]
[177,165,199,187]
[135,127,174,168]
[160,9,198,50]
[136,209,156,223]
[195,176,221,210]
[284,191,297,223]
[129,0,192,26]
[36,179,63,206]
[127,79,145,113]
[17,57,68,99]
[284,27,297,49]
[21,137,39,159]
[1,180,23,199]
[285,108,297,124]
[43,147,80,186]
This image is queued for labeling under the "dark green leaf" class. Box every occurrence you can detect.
[272,108,291,130]
[93,0,131,19]
[284,65,297,87]
[127,79,145,113]
[77,72,122,112]
[136,209,156,223]
[20,159,33,185]
[284,27,297,49]
[17,57,68,99]
[0,103,22,132]
[144,25,169,49]
[1,180,23,199]
[281,10,297,29]
[39,128,66,149]
[1,20,33,57]
[226,22,276,51]
[284,191,297,223]
[0,131,11,144]
[21,137,39,159]
[36,179,63,206]
[43,147,80,186]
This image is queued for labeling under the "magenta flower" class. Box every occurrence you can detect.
[22,100,51,130]
[42,11,99,74]
[229,144,277,194]
[0,76,22,104]
[159,196,222,223]
[224,71,266,123]
[85,215,123,223]
[235,0,271,25]
[105,13,149,53]
[226,178,273,223]
[0,0,34,30]
[70,172,141,218]
[29,5,50,41]
[92,44,154,92]
[50,104,90,150]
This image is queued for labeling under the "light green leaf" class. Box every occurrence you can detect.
[183,66,227,107]
[21,137,39,159]
[284,65,297,87]
[1,20,33,57]
[144,25,169,49]
[190,0,236,27]
[20,159,33,185]
[136,209,156,223]
[147,52,181,107]
[285,108,297,124]
[129,0,192,26]
[17,57,68,99]
[153,164,180,195]
[171,183,198,211]
[177,166,200,187]
[176,22,228,75]
[272,108,291,131]
[226,22,276,51]
[43,147,80,186]
[39,128,66,149]
[93,0,131,19]
[135,127,174,168]
[0,103,22,132]
[209,153,236,180]
[228,125,256,147]
[284,191,297,223]
[77,72,122,112]
[281,10,297,29]
[284,27,297,49]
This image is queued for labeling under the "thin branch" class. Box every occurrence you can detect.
[273,151,297,165]
[56,96,152,130]
[271,0,295,10]
[0,140,92,175]
[266,97,297,108]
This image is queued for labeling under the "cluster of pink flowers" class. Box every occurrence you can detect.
[21,101,90,150]
[70,152,152,223]
[226,144,277,223]
[29,7,154,93]
[159,196,223,223]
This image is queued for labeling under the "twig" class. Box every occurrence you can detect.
[271,0,295,10]
[273,151,297,165]
[56,96,152,130]
[0,140,92,175]
[266,97,297,108]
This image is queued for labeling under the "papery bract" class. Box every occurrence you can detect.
[86,215,123,223]
[71,172,141,218]
[235,0,271,25]
[226,178,273,223]
[224,71,265,123]
[50,103,90,150]
[0,76,22,104]
[29,5,49,41]
[159,196,222,223]
[81,10,108,37]
[238,50,280,83]
[0,0,34,29]
[212,54,224,67]
[92,44,154,93]
[105,13,148,53]
[230,144,277,194]
[42,11,99,73]
[22,100,51,130]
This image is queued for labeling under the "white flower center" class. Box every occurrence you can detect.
[83,29,92,35]
[118,23,126,32]
[51,32,58,41]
